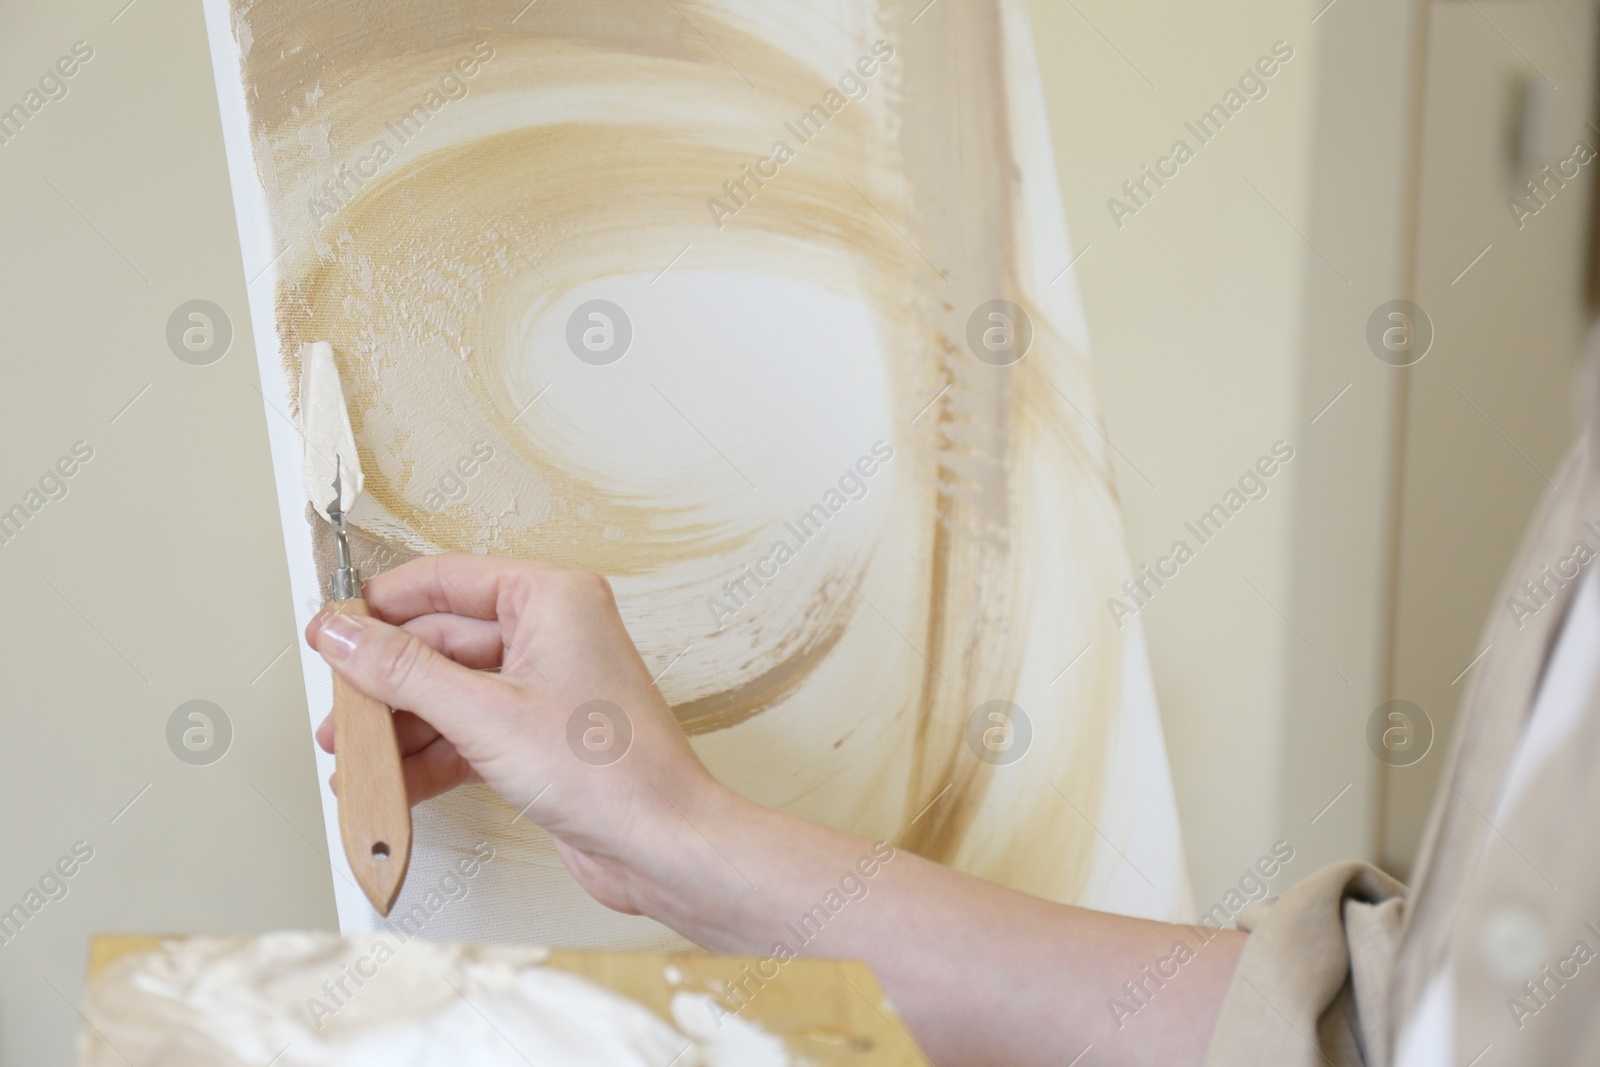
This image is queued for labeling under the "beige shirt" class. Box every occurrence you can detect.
[1204,418,1600,1067]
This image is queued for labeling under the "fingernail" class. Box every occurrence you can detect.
[318,613,366,661]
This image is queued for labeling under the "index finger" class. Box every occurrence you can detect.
[361,552,562,625]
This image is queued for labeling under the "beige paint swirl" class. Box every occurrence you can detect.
[223,0,1187,944]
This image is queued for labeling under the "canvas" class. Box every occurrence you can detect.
[201,0,1190,948]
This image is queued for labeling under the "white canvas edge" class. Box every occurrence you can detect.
[200,0,380,934]
[1001,0,1193,920]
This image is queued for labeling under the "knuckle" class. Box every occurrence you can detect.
[372,631,430,691]
[522,566,613,617]
[506,565,549,607]
[564,568,615,607]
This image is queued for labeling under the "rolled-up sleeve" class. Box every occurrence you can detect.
[1203,862,1407,1067]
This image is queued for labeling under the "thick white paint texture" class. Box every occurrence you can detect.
[671,990,791,1067]
[297,340,363,516]
[80,935,787,1067]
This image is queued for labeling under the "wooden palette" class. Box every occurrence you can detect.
[86,935,927,1064]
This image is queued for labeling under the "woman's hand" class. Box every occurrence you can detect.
[305,553,722,915]
[305,552,1246,1067]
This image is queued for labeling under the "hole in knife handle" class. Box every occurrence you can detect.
[371,842,390,861]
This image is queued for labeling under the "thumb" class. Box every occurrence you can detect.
[312,610,505,738]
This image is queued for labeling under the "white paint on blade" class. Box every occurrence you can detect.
[298,340,363,516]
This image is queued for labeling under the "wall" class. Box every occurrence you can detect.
[1384,0,1596,876]
[0,5,335,1065]
[1026,0,1424,906]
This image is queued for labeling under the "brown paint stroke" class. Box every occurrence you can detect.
[231,0,1146,911]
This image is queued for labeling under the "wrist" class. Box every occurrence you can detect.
[625,777,769,948]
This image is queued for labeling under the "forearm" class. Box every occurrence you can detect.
[312,558,1242,1062]
[633,784,1245,1067]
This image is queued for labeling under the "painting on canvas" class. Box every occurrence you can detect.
[201,0,1190,947]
